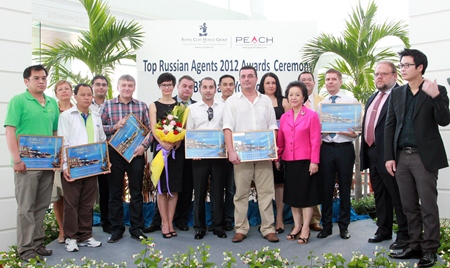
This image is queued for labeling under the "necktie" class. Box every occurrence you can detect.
[365,92,385,146]
[329,96,338,138]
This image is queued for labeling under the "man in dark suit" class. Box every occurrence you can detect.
[360,61,409,250]
[385,49,450,268]
[144,75,197,233]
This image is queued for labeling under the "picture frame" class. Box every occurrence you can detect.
[231,130,277,162]
[320,103,363,133]
[109,113,150,163]
[18,135,63,170]
[185,129,227,159]
[66,141,110,180]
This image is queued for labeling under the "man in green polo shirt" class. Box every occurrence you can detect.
[4,65,59,262]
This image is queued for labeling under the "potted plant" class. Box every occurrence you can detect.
[351,194,376,218]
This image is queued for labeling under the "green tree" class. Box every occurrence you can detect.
[302,0,409,102]
[35,0,144,99]
[301,1,409,200]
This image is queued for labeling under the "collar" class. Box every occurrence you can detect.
[236,90,261,99]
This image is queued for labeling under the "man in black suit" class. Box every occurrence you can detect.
[360,61,409,250]
[144,75,197,233]
[385,49,450,268]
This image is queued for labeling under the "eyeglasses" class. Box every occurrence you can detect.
[159,83,174,88]
[207,107,213,121]
[94,82,107,87]
[398,63,416,69]
[374,72,395,78]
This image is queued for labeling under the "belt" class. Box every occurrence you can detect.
[398,147,419,154]
[323,142,352,147]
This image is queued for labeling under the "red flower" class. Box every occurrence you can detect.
[162,119,166,124]
[173,130,179,135]
[176,122,182,127]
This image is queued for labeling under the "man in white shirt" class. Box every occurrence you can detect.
[187,77,227,239]
[58,83,106,252]
[223,66,279,243]
[317,69,358,240]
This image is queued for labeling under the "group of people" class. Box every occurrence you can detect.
[6,48,448,268]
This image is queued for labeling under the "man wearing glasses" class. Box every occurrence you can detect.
[186,77,227,240]
[90,75,111,234]
[385,49,450,268]
[223,66,279,243]
[360,61,409,250]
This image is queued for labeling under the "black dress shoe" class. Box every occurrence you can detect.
[176,222,189,231]
[340,229,351,239]
[107,233,123,243]
[390,239,409,250]
[213,229,227,238]
[143,224,161,233]
[317,229,332,239]
[418,251,437,267]
[389,247,422,259]
[368,233,391,243]
[194,231,205,240]
[130,230,148,241]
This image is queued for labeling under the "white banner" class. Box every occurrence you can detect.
[136,20,317,104]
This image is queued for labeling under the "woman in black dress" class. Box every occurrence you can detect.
[149,73,184,238]
[258,72,291,234]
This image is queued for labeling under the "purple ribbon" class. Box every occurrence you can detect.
[156,144,176,196]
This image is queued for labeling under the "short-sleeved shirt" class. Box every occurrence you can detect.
[222,91,278,132]
[4,89,59,137]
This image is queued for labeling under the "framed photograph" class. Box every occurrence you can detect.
[66,141,110,180]
[185,130,227,159]
[231,130,277,162]
[18,135,63,170]
[320,103,363,133]
[109,113,150,163]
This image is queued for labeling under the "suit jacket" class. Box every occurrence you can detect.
[173,96,197,105]
[360,89,392,171]
[277,106,321,163]
[384,83,450,172]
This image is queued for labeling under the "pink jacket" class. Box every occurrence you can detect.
[277,107,321,163]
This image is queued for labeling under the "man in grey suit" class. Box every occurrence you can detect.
[385,49,450,268]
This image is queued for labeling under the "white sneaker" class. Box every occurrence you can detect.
[65,238,79,252]
[78,237,102,248]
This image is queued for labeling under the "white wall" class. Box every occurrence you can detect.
[0,0,33,252]
[409,1,450,218]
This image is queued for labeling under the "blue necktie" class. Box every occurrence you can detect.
[329,96,338,138]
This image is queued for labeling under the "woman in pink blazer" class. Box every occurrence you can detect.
[277,81,321,244]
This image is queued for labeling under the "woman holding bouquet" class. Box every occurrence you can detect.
[277,81,321,244]
[149,72,184,238]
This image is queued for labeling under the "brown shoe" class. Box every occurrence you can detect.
[264,232,279,243]
[232,233,247,243]
[20,250,39,262]
[35,244,52,256]
[310,223,323,231]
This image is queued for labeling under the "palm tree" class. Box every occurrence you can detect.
[36,0,145,99]
[301,1,409,200]
[302,0,409,102]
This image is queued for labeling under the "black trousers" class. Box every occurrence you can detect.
[108,146,145,235]
[97,173,110,229]
[367,146,409,240]
[192,159,226,232]
[320,142,355,231]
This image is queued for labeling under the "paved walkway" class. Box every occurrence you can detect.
[43,219,438,267]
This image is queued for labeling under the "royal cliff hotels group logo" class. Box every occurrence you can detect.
[180,22,228,48]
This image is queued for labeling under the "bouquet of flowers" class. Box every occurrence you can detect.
[151,105,189,194]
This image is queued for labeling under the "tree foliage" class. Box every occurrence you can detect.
[301,0,409,102]
[35,0,145,99]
